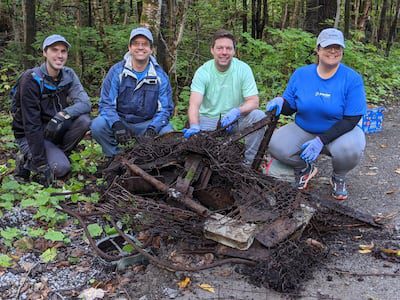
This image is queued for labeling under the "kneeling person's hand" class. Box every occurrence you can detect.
[221,107,241,132]
[144,126,157,138]
[112,121,132,145]
[45,112,70,141]
[266,97,284,116]
[182,124,200,139]
[301,137,323,163]
[34,164,54,187]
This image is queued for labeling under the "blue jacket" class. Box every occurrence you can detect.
[99,53,174,133]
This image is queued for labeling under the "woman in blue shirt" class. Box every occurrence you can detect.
[266,28,367,200]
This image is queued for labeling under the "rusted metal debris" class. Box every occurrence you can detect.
[62,112,384,293]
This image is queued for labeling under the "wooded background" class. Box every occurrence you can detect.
[0,0,399,123]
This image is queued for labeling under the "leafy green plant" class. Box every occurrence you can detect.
[44,229,65,242]
[1,227,22,247]
[40,247,58,263]
[87,223,103,238]
[0,254,13,268]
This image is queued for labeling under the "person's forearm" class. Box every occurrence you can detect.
[188,104,200,125]
[239,96,259,115]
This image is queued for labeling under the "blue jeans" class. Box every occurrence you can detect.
[199,109,266,163]
[91,115,174,157]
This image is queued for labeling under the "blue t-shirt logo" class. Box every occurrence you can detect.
[315,91,331,99]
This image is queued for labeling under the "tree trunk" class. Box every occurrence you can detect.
[344,0,351,37]
[251,0,256,38]
[103,0,112,25]
[281,2,288,29]
[243,0,248,33]
[141,0,162,50]
[359,0,371,29]
[305,0,337,34]
[23,0,36,69]
[88,0,93,27]
[385,0,400,56]
[354,0,360,29]
[334,0,341,28]
[251,0,267,39]
[377,0,389,41]
[11,0,21,43]
[137,0,143,23]
[290,0,302,27]
[92,0,112,64]
[75,0,83,76]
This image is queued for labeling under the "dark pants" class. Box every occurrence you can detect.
[16,114,91,178]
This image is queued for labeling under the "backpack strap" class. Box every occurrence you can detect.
[30,67,45,95]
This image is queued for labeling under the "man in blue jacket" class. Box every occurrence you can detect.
[12,34,91,186]
[91,27,174,158]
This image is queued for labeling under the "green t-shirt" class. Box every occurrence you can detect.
[190,58,258,118]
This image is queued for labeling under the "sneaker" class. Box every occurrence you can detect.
[330,176,348,200]
[14,152,31,182]
[295,163,318,190]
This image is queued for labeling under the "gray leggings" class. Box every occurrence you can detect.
[268,122,366,179]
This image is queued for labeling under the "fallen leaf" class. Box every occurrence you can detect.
[78,287,105,300]
[380,248,400,256]
[358,249,372,254]
[359,242,374,250]
[365,172,377,176]
[395,168,400,175]
[368,166,378,170]
[306,238,326,250]
[177,277,191,289]
[380,144,388,148]
[385,190,397,195]
[198,283,215,293]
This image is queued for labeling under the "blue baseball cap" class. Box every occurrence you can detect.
[42,34,71,50]
[129,27,153,44]
[317,28,345,48]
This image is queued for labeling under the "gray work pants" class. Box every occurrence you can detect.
[199,109,266,163]
[16,114,91,178]
[268,122,366,179]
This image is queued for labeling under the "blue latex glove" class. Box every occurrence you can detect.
[300,137,324,163]
[182,124,200,139]
[266,97,284,116]
[221,107,241,131]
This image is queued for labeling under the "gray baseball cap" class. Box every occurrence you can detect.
[129,27,153,44]
[317,28,345,48]
[42,34,71,50]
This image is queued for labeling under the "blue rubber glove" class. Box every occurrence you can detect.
[266,97,284,116]
[182,124,200,139]
[300,137,324,163]
[221,107,241,132]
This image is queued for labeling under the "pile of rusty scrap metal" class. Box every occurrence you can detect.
[62,112,382,292]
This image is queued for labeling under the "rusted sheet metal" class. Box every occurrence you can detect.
[309,194,383,228]
[216,243,271,261]
[256,204,315,248]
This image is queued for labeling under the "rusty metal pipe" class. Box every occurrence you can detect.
[122,159,210,217]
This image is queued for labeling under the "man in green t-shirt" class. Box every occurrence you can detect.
[183,29,265,164]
